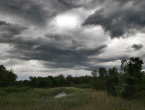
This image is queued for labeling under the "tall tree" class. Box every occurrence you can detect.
[0,65,17,87]
[106,67,119,96]
[120,57,144,98]
[99,67,107,77]
[66,75,73,86]
[91,70,97,77]
[108,67,119,77]
[121,57,143,76]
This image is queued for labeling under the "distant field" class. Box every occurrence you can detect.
[0,87,145,110]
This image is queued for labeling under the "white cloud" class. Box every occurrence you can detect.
[55,14,79,29]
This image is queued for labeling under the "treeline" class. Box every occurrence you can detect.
[0,65,92,88]
[14,75,92,88]
[0,57,145,98]
[91,57,145,98]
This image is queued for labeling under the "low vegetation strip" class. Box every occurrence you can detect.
[0,87,145,110]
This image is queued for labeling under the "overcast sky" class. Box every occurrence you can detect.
[0,0,145,80]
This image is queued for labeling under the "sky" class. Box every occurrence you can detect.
[0,0,145,80]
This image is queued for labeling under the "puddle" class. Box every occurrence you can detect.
[54,92,66,98]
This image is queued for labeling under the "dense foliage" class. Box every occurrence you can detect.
[87,57,145,98]
[107,57,145,98]
[0,65,17,87]
[14,75,92,88]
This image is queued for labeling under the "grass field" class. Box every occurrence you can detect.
[0,87,145,110]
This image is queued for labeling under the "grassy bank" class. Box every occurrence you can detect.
[0,87,145,110]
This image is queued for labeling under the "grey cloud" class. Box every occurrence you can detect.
[56,0,80,9]
[83,0,145,38]
[0,0,55,26]
[0,21,9,26]
[0,0,108,27]
[132,44,143,51]
[87,55,130,69]
[114,0,129,4]
[0,30,107,70]
[0,21,28,40]
[39,0,76,13]
[44,33,78,50]
[55,0,97,9]
[40,44,107,69]
[45,0,105,12]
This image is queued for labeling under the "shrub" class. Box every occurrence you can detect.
[76,83,91,88]
[1,86,31,93]
[0,89,7,96]
[3,86,17,93]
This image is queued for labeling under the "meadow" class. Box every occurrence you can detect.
[0,87,145,110]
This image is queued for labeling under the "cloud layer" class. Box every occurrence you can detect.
[0,0,145,79]
[83,0,145,38]
[0,0,56,26]
[0,21,107,70]
[0,21,28,40]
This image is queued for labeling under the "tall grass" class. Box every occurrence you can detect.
[0,87,145,110]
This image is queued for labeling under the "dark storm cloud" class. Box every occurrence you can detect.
[0,0,108,27]
[86,55,130,71]
[83,0,145,38]
[0,0,55,26]
[38,0,80,13]
[132,44,143,51]
[42,44,107,69]
[0,21,28,41]
[46,0,105,11]
[55,0,101,9]
[44,0,90,13]
[56,0,80,9]
[0,21,107,70]
[7,35,107,69]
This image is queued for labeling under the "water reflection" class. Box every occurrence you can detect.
[54,92,67,98]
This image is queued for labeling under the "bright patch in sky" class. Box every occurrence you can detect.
[55,15,79,28]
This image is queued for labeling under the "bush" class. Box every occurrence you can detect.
[0,89,7,96]
[1,86,31,93]
[3,86,17,93]
[16,87,30,93]
[76,83,91,88]
[106,76,119,96]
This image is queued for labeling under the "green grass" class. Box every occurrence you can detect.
[0,87,145,110]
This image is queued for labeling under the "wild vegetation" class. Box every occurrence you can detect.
[0,87,145,110]
[0,57,145,109]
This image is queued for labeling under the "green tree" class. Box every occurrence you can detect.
[66,75,73,86]
[56,75,65,87]
[99,67,107,77]
[91,70,97,77]
[0,65,17,87]
[29,76,37,87]
[120,57,144,98]
[6,69,17,85]
[121,57,143,77]
[106,67,119,96]
[108,67,119,77]
[0,65,7,86]
[91,69,106,90]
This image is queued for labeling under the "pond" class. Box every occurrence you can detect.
[54,92,67,98]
